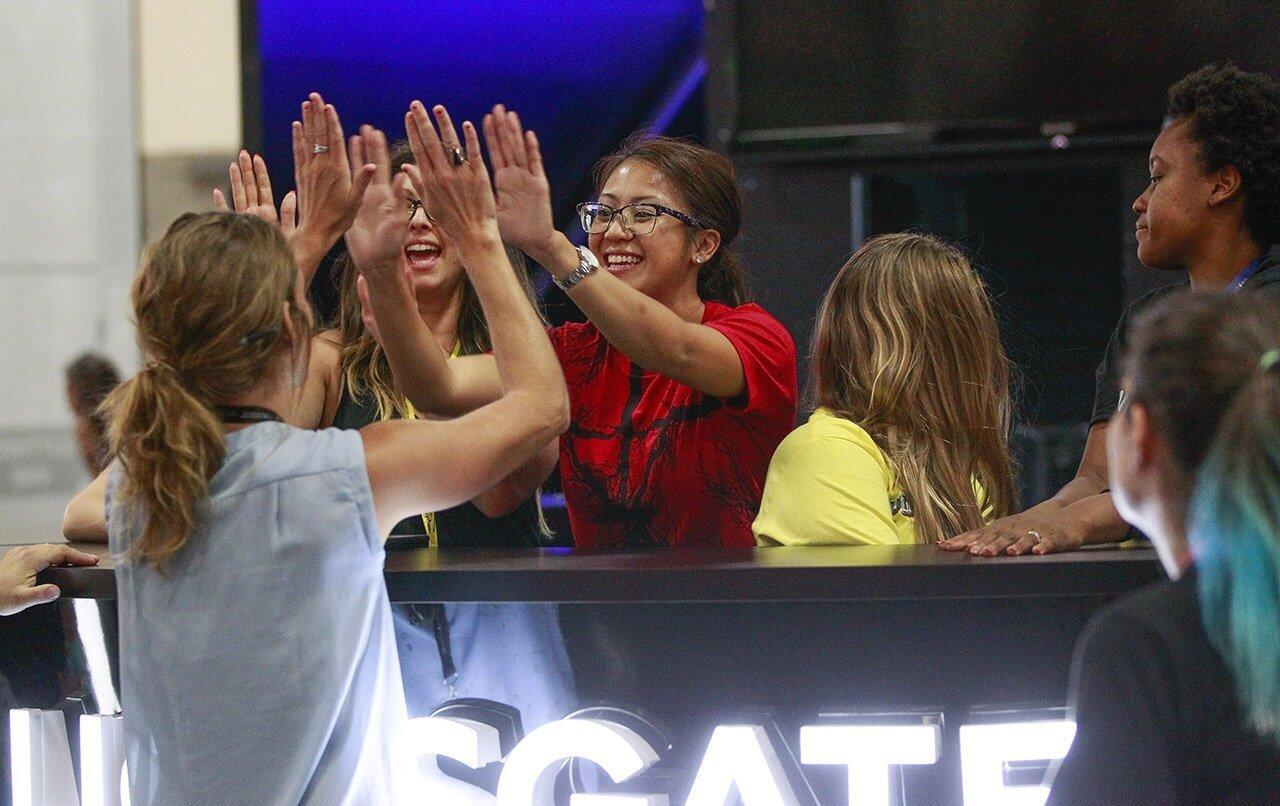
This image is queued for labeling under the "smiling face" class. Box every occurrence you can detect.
[1133,118,1217,271]
[399,198,466,301]
[589,159,705,306]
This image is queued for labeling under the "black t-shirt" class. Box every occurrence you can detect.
[331,381,542,547]
[1091,248,1280,425]
[1047,569,1280,805]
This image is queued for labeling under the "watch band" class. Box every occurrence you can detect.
[554,245,600,291]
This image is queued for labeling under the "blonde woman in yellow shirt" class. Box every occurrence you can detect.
[754,233,1017,546]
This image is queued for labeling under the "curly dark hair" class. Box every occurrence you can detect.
[1167,64,1280,248]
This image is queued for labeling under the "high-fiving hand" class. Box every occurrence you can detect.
[215,92,375,282]
[481,105,558,262]
[214,150,297,237]
[403,102,501,250]
[344,125,414,281]
[290,92,376,258]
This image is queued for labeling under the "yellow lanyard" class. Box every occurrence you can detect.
[381,341,462,548]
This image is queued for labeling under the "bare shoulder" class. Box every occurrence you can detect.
[288,329,346,429]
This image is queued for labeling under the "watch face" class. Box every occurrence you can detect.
[576,245,601,269]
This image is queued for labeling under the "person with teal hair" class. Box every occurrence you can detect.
[1190,345,1280,744]
[1049,290,1280,803]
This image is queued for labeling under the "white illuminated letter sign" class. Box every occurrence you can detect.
[496,718,664,806]
[79,714,129,806]
[10,709,79,806]
[800,724,940,805]
[685,725,800,806]
[400,716,500,805]
[959,720,1076,806]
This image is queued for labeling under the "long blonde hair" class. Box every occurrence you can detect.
[812,232,1017,543]
[103,212,309,568]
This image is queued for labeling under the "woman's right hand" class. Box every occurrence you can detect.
[344,125,414,282]
[403,102,501,249]
[482,105,561,263]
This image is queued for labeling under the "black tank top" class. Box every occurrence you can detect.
[331,380,542,547]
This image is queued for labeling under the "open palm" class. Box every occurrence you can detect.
[483,106,558,257]
[344,126,410,280]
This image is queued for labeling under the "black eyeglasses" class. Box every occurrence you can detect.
[577,202,702,236]
[408,198,436,223]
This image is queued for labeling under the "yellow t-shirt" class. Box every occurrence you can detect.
[753,408,990,546]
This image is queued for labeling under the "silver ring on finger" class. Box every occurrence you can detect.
[1027,530,1042,544]
[449,146,467,167]
[312,144,329,154]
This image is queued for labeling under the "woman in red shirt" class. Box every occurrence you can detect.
[371,103,797,549]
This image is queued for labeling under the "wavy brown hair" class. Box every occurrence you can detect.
[103,212,309,569]
[811,233,1017,543]
[334,141,539,418]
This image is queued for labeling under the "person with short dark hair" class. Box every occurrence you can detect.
[1047,291,1280,803]
[64,352,121,476]
[945,63,1280,556]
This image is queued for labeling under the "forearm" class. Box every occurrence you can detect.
[533,235,715,388]
[1043,463,1108,508]
[1056,492,1132,546]
[289,226,340,288]
[466,231,566,419]
[362,270,477,416]
[472,441,558,518]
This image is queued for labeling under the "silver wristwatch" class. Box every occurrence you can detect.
[554,245,600,291]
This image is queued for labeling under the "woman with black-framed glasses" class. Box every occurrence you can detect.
[367,103,798,549]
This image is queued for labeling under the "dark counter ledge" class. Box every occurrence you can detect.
[36,542,1161,603]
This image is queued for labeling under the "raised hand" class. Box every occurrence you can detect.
[214,150,298,239]
[291,92,376,268]
[404,102,500,249]
[482,105,558,261]
[344,125,413,281]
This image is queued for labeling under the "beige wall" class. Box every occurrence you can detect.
[137,0,242,242]
[138,0,241,155]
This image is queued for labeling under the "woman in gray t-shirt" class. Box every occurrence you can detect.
[64,110,569,804]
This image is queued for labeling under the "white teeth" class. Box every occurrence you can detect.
[405,244,439,255]
[607,255,641,265]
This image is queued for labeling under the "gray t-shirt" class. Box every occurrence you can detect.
[108,422,406,805]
